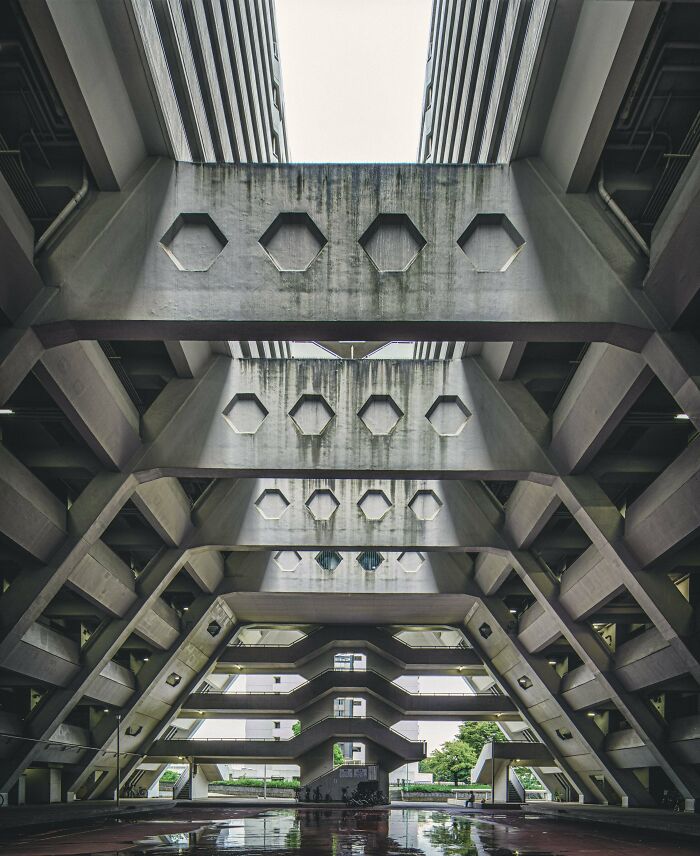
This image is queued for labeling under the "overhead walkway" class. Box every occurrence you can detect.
[218,625,483,674]
[183,668,517,720]
[146,715,425,764]
[471,741,556,805]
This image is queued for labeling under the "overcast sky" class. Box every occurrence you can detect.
[275,0,432,162]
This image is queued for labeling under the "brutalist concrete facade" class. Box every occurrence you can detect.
[0,0,699,811]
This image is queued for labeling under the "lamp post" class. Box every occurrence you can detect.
[116,712,122,807]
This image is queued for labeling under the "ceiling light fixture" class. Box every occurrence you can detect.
[675,413,690,420]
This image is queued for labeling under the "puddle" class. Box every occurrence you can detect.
[2,807,698,855]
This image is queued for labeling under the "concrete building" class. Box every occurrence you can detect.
[0,0,699,813]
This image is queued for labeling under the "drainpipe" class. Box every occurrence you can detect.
[597,166,649,258]
[34,163,89,257]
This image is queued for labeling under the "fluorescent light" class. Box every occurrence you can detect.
[509,609,517,614]
[675,413,690,420]
[0,409,14,415]
[548,661,557,666]
[587,711,596,717]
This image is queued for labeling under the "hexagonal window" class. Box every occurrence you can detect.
[357,550,384,572]
[316,550,343,572]
[274,550,302,571]
[160,213,227,271]
[397,551,425,573]
[289,394,334,435]
[426,395,471,436]
[359,213,426,272]
[408,489,443,521]
[478,623,493,639]
[259,212,327,271]
[357,489,392,521]
[223,393,268,434]
[358,395,403,435]
[457,213,525,272]
[207,621,222,637]
[255,489,290,520]
[306,488,340,520]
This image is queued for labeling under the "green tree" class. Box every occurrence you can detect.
[514,766,541,790]
[333,743,345,766]
[422,739,477,785]
[422,721,505,785]
[292,720,301,737]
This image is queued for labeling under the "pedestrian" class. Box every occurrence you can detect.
[467,789,475,808]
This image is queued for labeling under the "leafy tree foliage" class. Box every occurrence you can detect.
[333,742,346,766]
[421,721,505,785]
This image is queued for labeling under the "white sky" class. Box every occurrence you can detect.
[275,0,433,162]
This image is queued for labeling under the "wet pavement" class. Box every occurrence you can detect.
[1,806,697,855]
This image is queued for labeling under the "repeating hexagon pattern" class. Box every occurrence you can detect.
[223,393,268,434]
[274,550,302,571]
[289,394,335,435]
[457,213,525,272]
[306,488,340,520]
[358,395,403,435]
[408,489,443,520]
[159,213,227,271]
[357,489,392,520]
[259,213,327,271]
[255,489,290,519]
[359,213,426,272]
[426,396,471,436]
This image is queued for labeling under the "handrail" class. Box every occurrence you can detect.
[229,629,471,651]
[188,667,493,698]
[159,715,426,745]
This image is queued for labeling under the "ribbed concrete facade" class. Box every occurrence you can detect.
[0,0,699,812]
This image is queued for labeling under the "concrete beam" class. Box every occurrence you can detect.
[32,159,653,347]
[136,355,554,480]
[0,329,43,406]
[540,0,659,191]
[0,547,189,795]
[643,333,700,432]
[68,597,237,798]
[0,444,66,562]
[21,0,147,190]
[644,141,700,325]
[35,342,142,469]
[549,343,653,473]
[191,478,505,551]
[164,341,213,379]
[0,172,44,321]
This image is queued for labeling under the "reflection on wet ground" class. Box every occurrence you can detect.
[3,807,698,856]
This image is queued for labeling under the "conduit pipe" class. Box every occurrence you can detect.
[34,163,89,257]
[597,166,649,258]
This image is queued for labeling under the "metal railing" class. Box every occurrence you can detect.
[192,668,495,698]
[158,715,426,747]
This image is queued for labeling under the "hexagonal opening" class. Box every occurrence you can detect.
[259,212,327,271]
[274,550,302,571]
[289,394,334,435]
[357,489,392,521]
[306,488,340,520]
[255,489,290,520]
[408,489,443,520]
[316,550,342,571]
[357,550,384,572]
[160,212,227,271]
[359,213,426,272]
[426,395,471,436]
[358,395,404,435]
[397,551,425,573]
[457,213,525,272]
[223,393,268,434]
[207,621,222,637]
